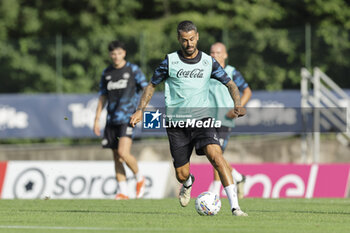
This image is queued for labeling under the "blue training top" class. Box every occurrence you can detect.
[99,62,147,125]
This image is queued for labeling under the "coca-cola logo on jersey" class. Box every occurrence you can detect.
[176,69,204,78]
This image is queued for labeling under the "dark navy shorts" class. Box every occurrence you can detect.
[216,126,232,152]
[102,123,133,149]
[166,119,220,168]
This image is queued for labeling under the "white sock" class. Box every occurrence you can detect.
[118,181,128,196]
[183,175,192,187]
[224,184,240,210]
[135,172,143,182]
[209,180,221,196]
[232,169,243,183]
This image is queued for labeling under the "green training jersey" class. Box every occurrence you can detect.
[151,51,232,121]
[209,65,249,127]
[209,65,235,127]
[165,51,213,120]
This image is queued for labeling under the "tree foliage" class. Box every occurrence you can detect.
[0,0,349,93]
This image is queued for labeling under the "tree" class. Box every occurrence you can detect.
[0,0,349,93]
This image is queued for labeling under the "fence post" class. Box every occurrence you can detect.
[313,68,321,163]
[139,31,147,76]
[56,34,63,93]
[305,23,312,70]
[301,68,309,162]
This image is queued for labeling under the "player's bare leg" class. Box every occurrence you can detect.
[113,149,129,199]
[113,151,127,181]
[116,137,145,198]
[117,137,138,173]
[204,144,247,216]
[204,144,232,186]
[176,163,195,207]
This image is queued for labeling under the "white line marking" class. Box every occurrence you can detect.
[0,225,235,232]
[0,225,179,232]
[0,226,116,231]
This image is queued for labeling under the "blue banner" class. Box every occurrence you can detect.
[0,90,348,138]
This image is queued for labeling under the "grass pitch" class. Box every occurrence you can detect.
[0,198,349,233]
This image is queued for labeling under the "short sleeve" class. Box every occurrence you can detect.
[131,64,148,91]
[232,70,249,92]
[98,68,108,96]
[210,57,231,85]
[151,57,169,85]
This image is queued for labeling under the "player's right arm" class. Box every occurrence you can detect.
[94,69,108,136]
[93,95,107,136]
[130,57,169,127]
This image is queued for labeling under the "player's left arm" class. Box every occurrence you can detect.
[241,87,252,107]
[211,58,245,118]
[225,80,246,118]
[232,70,252,107]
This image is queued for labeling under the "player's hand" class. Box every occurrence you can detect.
[226,106,246,119]
[93,121,100,136]
[130,110,142,127]
[235,106,246,117]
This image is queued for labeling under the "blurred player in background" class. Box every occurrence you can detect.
[130,21,248,216]
[209,42,252,199]
[93,40,148,200]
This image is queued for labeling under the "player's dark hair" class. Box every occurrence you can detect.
[177,20,197,36]
[108,40,126,52]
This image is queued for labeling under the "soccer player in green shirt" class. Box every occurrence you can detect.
[130,21,248,216]
[209,42,252,199]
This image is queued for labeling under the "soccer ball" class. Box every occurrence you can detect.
[195,191,221,216]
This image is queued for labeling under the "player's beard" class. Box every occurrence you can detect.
[182,45,197,57]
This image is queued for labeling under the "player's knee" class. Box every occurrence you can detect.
[176,169,189,183]
[112,150,123,162]
[205,144,222,157]
[117,149,128,160]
